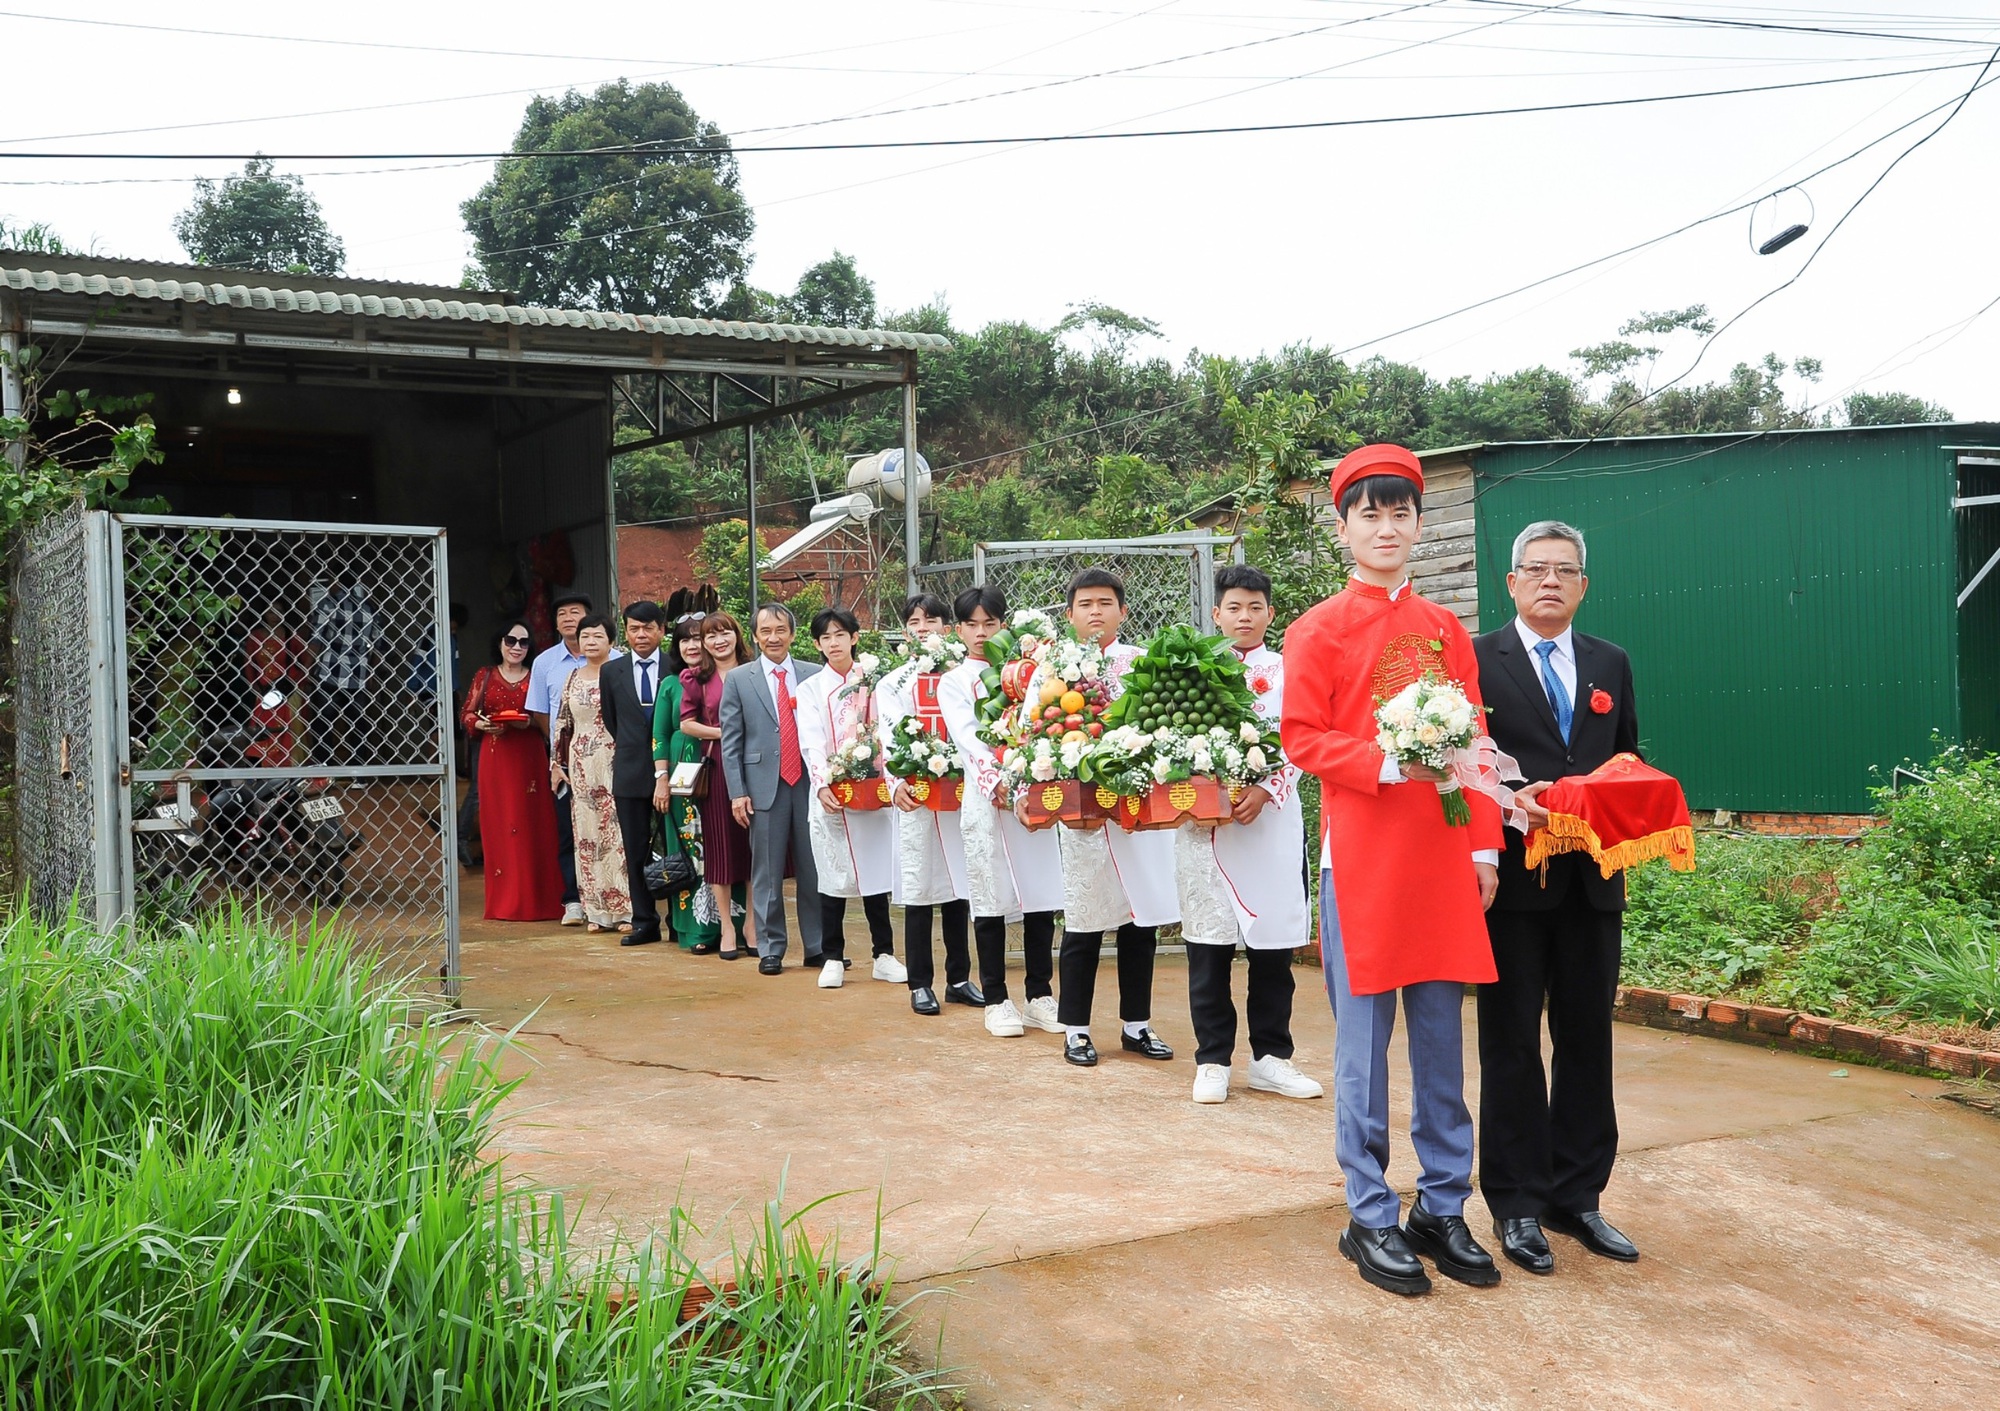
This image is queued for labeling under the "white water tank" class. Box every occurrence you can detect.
[846,448,932,506]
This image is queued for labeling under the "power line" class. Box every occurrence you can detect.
[0,56,1981,163]
[1460,0,1998,45]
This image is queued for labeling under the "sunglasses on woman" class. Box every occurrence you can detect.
[502,634,532,647]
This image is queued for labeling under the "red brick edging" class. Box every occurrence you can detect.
[1615,986,1999,1080]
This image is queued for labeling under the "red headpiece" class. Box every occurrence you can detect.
[1330,443,1424,508]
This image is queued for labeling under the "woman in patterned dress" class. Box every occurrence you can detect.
[461,618,563,921]
[652,615,726,951]
[549,614,630,932]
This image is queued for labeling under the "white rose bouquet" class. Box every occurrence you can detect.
[826,732,883,783]
[884,714,966,780]
[902,631,968,676]
[1374,675,1484,825]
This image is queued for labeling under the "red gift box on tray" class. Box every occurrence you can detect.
[1523,753,1696,878]
[1018,780,1120,830]
[830,778,893,810]
[901,776,964,812]
[1118,777,1235,831]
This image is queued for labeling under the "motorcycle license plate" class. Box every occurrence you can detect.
[301,796,344,822]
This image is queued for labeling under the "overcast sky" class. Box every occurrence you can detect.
[4,1,1997,420]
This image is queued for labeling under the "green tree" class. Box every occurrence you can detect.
[462,80,753,314]
[0,219,72,256]
[1844,390,1951,426]
[172,157,344,275]
[789,252,876,328]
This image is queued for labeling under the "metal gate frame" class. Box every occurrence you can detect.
[102,512,457,988]
[917,532,1245,638]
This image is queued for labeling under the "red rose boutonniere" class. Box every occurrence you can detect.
[1589,688,1614,715]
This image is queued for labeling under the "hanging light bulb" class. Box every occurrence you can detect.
[226,387,242,406]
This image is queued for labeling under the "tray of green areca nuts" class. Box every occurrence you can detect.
[1102,624,1259,735]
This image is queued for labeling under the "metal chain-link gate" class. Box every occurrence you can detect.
[916,533,1244,639]
[11,507,458,987]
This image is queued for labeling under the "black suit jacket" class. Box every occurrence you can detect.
[596,653,667,800]
[1474,621,1640,913]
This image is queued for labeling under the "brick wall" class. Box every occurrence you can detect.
[1706,811,1883,839]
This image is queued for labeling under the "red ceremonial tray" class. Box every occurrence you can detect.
[830,778,892,810]
[901,776,964,812]
[1118,777,1235,831]
[1019,779,1119,830]
[1524,753,1695,877]
[487,710,529,723]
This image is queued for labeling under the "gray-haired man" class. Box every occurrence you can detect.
[1473,520,1642,1275]
[720,603,825,975]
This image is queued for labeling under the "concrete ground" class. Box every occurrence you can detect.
[455,884,2000,1410]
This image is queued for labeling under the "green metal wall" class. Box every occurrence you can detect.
[1471,425,1999,813]
[1958,456,2000,755]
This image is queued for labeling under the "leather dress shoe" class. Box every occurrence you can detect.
[620,928,661,948]
[1064,1033,1099,1066]
[1402,1198,1500,1287]
[1493,1216,1554,1275]
[1542,1208,1639,1262]
[1119,1027,1174,1061]
[756,955,784,976]
[910,986,942,1016]
[944,980,986,1007]
[1339,1221,1431,1297]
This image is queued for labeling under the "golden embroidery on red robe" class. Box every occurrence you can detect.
[1370,632,1447,700]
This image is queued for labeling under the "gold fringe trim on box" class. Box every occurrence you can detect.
[1525,812,1697,879]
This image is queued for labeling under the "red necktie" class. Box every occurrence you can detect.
[776,667,804,785]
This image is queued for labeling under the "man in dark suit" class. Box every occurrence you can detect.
[596,600,668,948]
[1474,520,1641,1275]
[719,603,824,975]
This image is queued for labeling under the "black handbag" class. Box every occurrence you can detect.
[644,848,698,900]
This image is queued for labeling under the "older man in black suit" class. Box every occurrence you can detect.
[1473,520,1641,1275]
[596,600,668,948]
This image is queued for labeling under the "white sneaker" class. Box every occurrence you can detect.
[818,959,845,989]
[1192,1063,1231,1104]
[560,902,585,927]
[871,953,909,983]
[1247,1053,1324,1099]
[984,999,1026,1037]
[1022,996,1064,1033]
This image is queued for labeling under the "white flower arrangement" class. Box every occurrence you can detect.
[1373,674,1484,824]
[902,631,968,676]
[827,732,883,783]
[885,714,966,780]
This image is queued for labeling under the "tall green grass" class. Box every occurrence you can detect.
[0,909,937,1408]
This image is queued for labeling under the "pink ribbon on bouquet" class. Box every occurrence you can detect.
[1444,734,1531,833]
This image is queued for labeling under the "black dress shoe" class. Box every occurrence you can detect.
[1542,1208,1639,1262]
[718,947,743,961]
[944,980,986,1007]
[1339,1221,1431,1297]
[1494,1216,1554,1275]
[620,929,662,948]
[757,955,784,976]
[1064,1033,1099,1066]
[1399,1199,1499,1287]
[910,986,942,1015]
[1119,1027,1174,1060]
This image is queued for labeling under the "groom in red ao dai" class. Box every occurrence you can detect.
[1281,443,1508,1298]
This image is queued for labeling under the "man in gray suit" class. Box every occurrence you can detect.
[720,603,825,975]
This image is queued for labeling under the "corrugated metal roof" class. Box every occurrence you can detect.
[0,263,950,352]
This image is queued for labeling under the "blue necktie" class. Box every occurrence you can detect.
[638,659,655,708]
[1535,639,1572,744]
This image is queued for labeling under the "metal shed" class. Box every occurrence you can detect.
[1463,423,2000,814]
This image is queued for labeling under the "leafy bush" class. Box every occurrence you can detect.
[1622,836,1824,993]
[0,910,934,1409]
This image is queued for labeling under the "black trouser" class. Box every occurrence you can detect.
[1057,923,1156,1028]
[819,892,894,962]
[1186,943,1296,1067]
[552,781,580,905]
[974,910,1056,1005]
[1477,893,1624,1219]
[613,795,662,940]
[904,899,971,990]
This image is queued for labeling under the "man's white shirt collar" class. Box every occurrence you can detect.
[1513,617,1574,663]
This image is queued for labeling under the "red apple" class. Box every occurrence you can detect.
[1088,722,1103,737]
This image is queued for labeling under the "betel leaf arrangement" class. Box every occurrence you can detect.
[975,608,1063,742]
[1086,623,1284,795]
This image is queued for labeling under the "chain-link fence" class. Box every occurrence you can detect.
[113,516,458,977]
[916,534,1243,639]
[11,499,115,922]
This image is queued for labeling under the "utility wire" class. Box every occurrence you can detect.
[0,56,1979,162]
